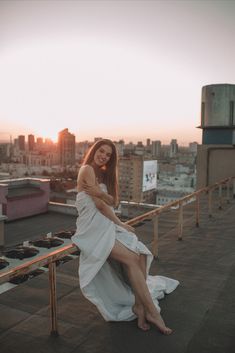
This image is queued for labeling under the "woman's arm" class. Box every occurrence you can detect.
[96,198,135,233]
[77,165,134,233]
[82,182,115,206]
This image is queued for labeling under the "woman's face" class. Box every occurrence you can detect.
[93,144,112,167]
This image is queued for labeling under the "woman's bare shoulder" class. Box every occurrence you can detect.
[77,165,96,186]
[79,164,94,176]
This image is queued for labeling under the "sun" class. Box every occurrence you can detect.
[44,133,58,143]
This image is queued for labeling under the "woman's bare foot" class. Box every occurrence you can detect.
[132,305,150,331]
[145,311,172,335]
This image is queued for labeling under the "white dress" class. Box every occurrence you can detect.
[71,184,179,321]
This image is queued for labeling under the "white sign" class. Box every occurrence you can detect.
[142,160,157,192]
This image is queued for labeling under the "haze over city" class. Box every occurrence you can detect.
[1,0,235,144]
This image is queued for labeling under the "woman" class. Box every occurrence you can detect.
[72,139,179,334]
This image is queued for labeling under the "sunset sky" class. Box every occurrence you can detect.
[1,0,235,145]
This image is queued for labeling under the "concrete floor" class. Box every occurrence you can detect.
[1,196,235,353]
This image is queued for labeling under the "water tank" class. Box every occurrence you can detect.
[200,84,235,145]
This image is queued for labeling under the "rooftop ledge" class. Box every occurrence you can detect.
[48,201,78,216]
[0,177,50,188]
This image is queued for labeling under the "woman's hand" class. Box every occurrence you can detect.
[82,182,102,198]
[119,222,136,233]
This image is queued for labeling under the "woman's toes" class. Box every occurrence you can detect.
[163,327,173,335]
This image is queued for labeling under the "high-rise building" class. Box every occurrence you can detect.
[18,135,25,151]
[119,156,156,203]
[119,156,142,202]
[170,139,178,157]
[58,128,76,166]
[197,83,235,187]
[152,140,161,157]
[36,137,44,150]
[28,134,35,151]
[146,138,151,153]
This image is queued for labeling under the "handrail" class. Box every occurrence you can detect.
[126,177,234,226]
[126,176,235,257]
[0,175,234,335]
[0,243,77,336]
[0,244,76,284]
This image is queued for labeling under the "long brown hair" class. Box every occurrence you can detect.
[82,139,119,206]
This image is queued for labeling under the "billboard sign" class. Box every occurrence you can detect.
[142,160,157,192]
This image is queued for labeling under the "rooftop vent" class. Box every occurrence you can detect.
[32,237,64,249]
[54,230,75,239]
[4,246,39,260]
[0,258,9,270]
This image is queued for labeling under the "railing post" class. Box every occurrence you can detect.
[208,189,212,218]
[218,184,222,210]
[226,179,230,203]
[178,201,183,240]
[48,262,59,336]
[0,215,7,249]
[195,194,200,227]
[152,215,159,258]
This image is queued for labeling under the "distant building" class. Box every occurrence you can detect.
[0,144,11,162]
[146,138,151,153]
[197,83,235,188]
[189,142,198,154]
[58,128,76,167]
[45,138,53,148]
[18,135,25,151]
[36,137,43,150]
[94,137,102,142]
[123,142,135,155]
[28,134,35,151]
[135,141,145,156]
[114,140,124,157]
[170,139,178,157]
[76,141,91,163]
[119,156,156,203]
[152,140,161,157]
[156,189,189,206]
[26,151,59,167]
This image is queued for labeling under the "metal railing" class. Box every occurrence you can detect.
[0,176,234,335]
[126,176,235,257]
[0,244,76,336]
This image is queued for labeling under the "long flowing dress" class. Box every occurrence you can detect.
[71,184,179,321]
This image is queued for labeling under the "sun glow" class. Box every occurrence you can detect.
[44,134,58,144]
[35,125,61,144]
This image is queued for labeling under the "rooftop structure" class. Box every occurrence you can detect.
[0,178,50,221]
[197,84,235,188]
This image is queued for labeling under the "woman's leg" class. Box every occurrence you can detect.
[139,254,147,279]
[132,254,150,330]
[109,241,172,335]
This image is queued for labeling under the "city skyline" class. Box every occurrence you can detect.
[1,0,235,144]
[0,130,197,147]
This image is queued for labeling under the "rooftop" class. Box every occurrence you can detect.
[0,193,235,353]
